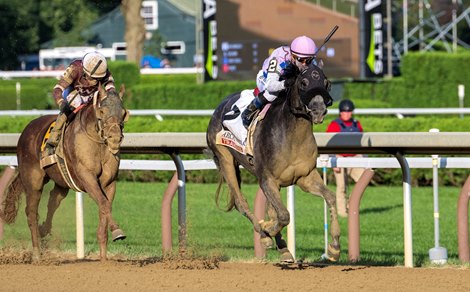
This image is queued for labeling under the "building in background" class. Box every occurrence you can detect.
[213,0,359,80]
[40,0,197,69]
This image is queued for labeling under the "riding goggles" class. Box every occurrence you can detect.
[292,55,315,65]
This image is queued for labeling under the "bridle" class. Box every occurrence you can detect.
[79,90,125,154]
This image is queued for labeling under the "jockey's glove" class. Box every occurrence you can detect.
[59,99,73,116]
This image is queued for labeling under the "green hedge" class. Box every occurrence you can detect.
[344,52,470,108]
[126,80,255,109]
[107,60,141,90]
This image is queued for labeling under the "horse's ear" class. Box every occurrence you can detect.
[317,59,324,70]
[122,109,130,123]
[119,84,126,100]
[99,82,106,98]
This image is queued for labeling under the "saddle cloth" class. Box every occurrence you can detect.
[217,90,270,156]
[39,118,85,192]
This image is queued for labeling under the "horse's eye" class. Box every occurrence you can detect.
[300,78,309,89]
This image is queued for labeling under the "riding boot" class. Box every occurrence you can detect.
[46,113,67,148]
[241,92,268,129]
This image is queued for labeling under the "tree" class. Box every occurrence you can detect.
[121,0,145,65]
[0,0,38,69]
[39,0,99,47]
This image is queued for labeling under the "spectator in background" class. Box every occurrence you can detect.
[326,99,365,217]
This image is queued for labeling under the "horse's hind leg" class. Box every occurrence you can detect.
[216,148,262,232]
[39,184,69,238]
[24,188,44,262]
[297,170,341,261]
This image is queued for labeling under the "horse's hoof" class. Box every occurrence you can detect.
[279,249,295,264]
[326,244,341,262]
[32,249,41,263]
[260,236,274,249]
[112,229,126,241]
[39,224,50,238]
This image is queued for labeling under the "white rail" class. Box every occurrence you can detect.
[0,68,201,79]
[1,108,470,117]
[0,108,470,118]
[3,156,470,170]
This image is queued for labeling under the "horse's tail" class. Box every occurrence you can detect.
[1,173,23,224]
[205,147,236,212]
[215,175,236,212]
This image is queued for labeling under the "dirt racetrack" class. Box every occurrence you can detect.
[0,252,469,292]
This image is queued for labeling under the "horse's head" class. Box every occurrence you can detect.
[283,62,333,124]
[94,84,129,154]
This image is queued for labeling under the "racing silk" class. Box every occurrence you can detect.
[256,46,292,96]
[53,59,115,106]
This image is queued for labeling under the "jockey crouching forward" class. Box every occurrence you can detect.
[241,36,318,129]
[44,51,115,156]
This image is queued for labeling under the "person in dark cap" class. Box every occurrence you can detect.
[326,99,365,217]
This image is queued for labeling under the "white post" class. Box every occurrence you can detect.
[76,192,85,259]
[286,185,296,260]
[429,128,448,264]
[458,84,465,119]
[15,82,21,111]
[320,154,329,257]
[403,173,413,267]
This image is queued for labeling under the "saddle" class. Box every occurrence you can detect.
[39,114,85,192]
[217,90,271,157]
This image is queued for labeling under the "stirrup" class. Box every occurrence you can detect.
[40,144,57,168]
[40,154,58,168]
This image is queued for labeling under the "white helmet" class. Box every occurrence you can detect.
[83,51,107,78]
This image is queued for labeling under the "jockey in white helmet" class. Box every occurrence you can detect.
[43,51,115,159]
[241,36,317,129]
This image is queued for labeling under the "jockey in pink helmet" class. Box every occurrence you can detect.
[241,36,317,129]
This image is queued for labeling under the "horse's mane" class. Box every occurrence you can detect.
[272,63,300,106]
[100,88,121,107]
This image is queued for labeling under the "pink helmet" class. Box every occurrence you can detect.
[290,36,317,57]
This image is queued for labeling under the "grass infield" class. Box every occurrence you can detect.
[1,182,465,267]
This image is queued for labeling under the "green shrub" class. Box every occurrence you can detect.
[127,80,255,109]
[108,61,141,90]
[344,52,470,108]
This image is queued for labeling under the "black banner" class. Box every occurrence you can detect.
[202,0,218,81]
[361,0,386,77]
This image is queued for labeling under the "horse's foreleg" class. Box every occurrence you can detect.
[274,233,295,263]
[103,182,125,241]
[259,180,288,237]
[297,170,341,261]
[39,184,69,238]
[24,190,42,262]
[86,183,113,261]
[97,208,108,261]
[265,199,294,263]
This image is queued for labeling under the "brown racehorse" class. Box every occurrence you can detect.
[1,85,128,262]
[206,63,340,263]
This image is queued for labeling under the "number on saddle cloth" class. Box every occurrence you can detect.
[222,90,256,142]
